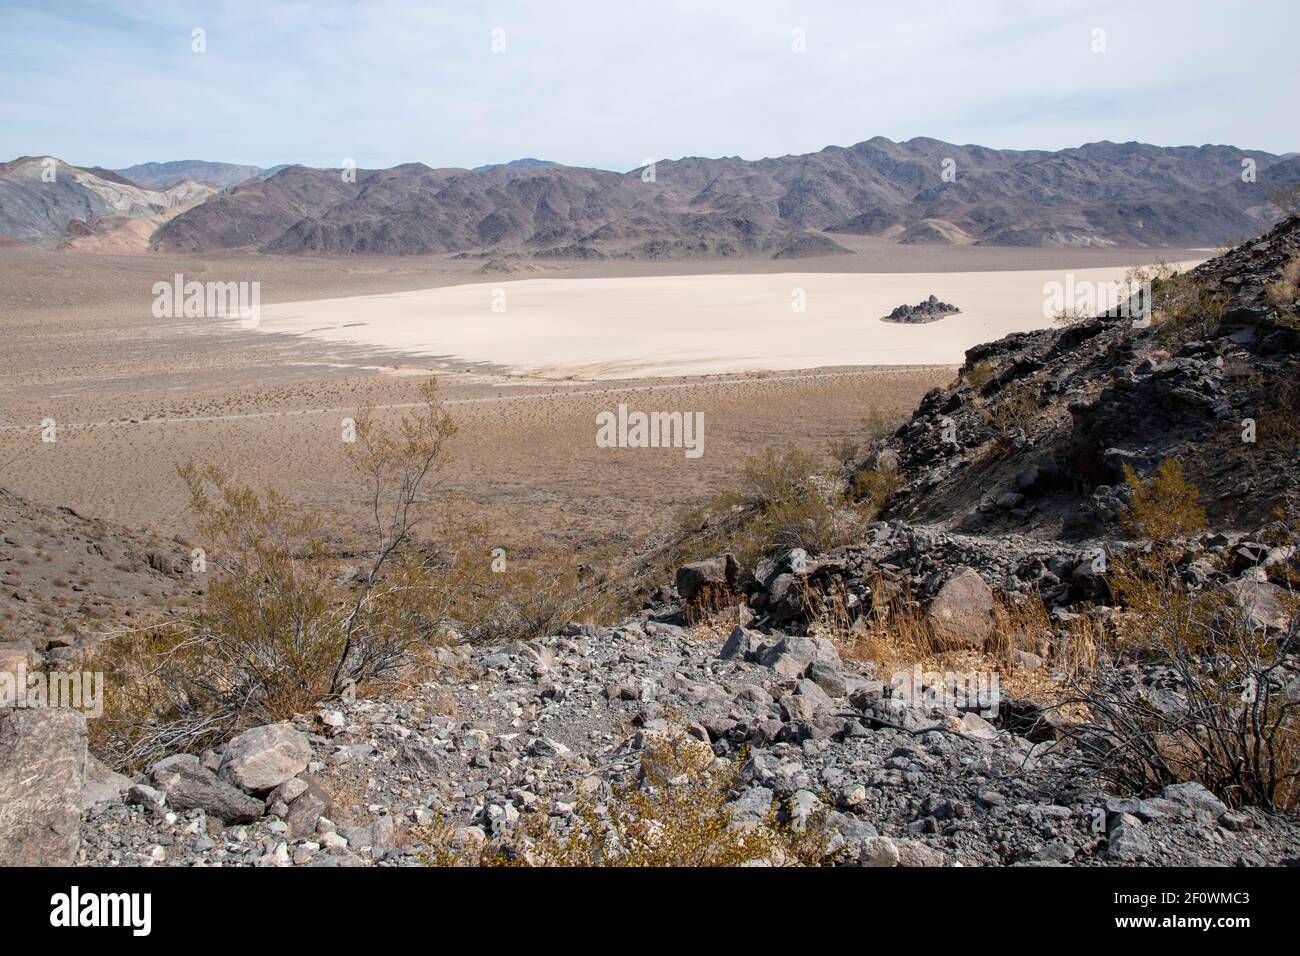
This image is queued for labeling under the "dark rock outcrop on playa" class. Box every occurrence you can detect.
[883,295,961,323]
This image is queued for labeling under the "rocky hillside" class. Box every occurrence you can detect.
[2,225,1296,869]
[0,157,215,243]
[0,488,199,648]
[868,215,1300,538]
[147,139,1300,257]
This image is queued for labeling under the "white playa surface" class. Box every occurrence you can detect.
[256,262,1203,378]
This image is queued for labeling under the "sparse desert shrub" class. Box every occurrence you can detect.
[964,361,995,388]
[1119,458,1206,542]
[746,476,872,564]
[1052,305,1093,327]
[1059,557,1299,810]
[851,463,903,511]
[1143,269,1228,345]
[740,445,820,508]
[419,728,834,867]
[984,385,1039,448]
[90,382,460,767]
[670,447,871,571]
[829,438,860,468]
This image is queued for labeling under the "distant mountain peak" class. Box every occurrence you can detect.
[472,157,558,172]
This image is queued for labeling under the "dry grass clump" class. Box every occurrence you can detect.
[418,729,835,867]
[964,361,996,388]
[816,578,1093,709]
[1265,254,1300,329]
[683,582,743,628]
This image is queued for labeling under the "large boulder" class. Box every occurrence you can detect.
[152,754,264,823]
[675,554,738,603]
[219,722,311,793]
[0,709,88,866]
[925,567,994,648]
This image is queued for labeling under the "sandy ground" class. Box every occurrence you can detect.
[0,243,1208,562]
[255,262,1204,378]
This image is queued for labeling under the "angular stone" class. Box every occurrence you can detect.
[219,722,311,793]
[895,839,945,867]
[758,635,841,679]
[1223,578,1291,633]
[676,554,737,603]
[719,625,759,662]
[1106,815,1151,862]
[806,660,847,698]
[1159,781,1227,818]
[924,568,993,648]
[79,754,131,810]
[152,754,264,823]
[286,776,339,838]
[859,836,900,867]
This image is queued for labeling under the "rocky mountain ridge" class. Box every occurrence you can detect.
[141,138,1300,257]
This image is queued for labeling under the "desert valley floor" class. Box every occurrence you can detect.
[0,240,1207,567]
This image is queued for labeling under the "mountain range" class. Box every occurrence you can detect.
[3,138,1297,257]
[0,156,216,246]
[112,160,288,189]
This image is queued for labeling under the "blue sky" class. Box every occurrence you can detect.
[2,0,1296,171]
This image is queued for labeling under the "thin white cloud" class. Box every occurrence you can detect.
[1,0,1295,169]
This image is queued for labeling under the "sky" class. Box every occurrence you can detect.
[1,0,1296,171]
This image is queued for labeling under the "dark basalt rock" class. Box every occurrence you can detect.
[882,294,961,323]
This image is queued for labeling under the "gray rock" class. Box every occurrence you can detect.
[895,839,946,867]
[719,625,760,662]
[219,722,312,793]
[151,754,264,823]
[758,635,841,679]
[126,784,166,810]
[859,836,900,867]
[1159,781,1227,818]
[0,709,87,866]
[1107,814,1151,862]
[806,660,848,698]
[79,754,131,810]
[725,786,773,823]
[676,554,737,603]
[924,568,994,648]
